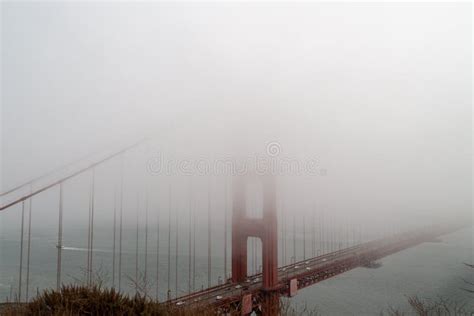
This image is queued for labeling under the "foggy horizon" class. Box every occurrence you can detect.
[0,1,472,314]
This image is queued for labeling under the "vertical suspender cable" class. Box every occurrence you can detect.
[280,198,284,265]
[223,178,227,280]
[174,190,179,298]
[118,156,124,291]
[352,219,356,246]
[336,219,344,250]
[25,198,32,301]
[342,219,345,249]
[279,192,283,266]
[89,169,96,285]
[342,219,345,248]
[144,143,149,296]
[320,211,324,255]
[144,189,149,297]
[333,215,336,252]
[330,213,333,252]
[320,211,324,254]
[192,198,196,291]
[87,178,91,282]
[293,215,296,263]
[56,182,63,291]
[303,214,306,260]
[135,194,140,294]
[86,170,95,285]
[329,212,332,252]
[328,215,331,252]
[329,214,332,252]
[315,211,323,255]
[253,195,256,273]
[331,215,334,252]
[112,187,117,288]
[312,211,315,257]
[207,176,211,288]
[282,199,286,265]
[337,219,340,250]
[18,201,25,301]
[188,179,192,293]
[329,215,332,252]
[346,218,350,248]
[337,217,339,249]
[167,183,171,300]
[155,190,160,301]
[254,193,257,273]
[325,211,328,254]
[342,219,349,249]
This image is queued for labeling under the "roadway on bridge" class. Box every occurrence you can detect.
[169,241,371,307]
[167,228,446,309]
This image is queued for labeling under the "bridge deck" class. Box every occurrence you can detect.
[166,225,458,311]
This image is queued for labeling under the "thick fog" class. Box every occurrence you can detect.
[0,2,472,305]
[1,3,472,243]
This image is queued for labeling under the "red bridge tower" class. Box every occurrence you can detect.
[231,175,279,314]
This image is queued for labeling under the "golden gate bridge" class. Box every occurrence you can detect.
[0,139,462,315]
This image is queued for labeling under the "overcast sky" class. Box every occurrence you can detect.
[1,2,472,226]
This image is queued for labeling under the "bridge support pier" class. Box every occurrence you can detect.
[260,291,280,316]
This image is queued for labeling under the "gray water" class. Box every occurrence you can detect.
[1,225,473,314]
[291,226,474,315]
